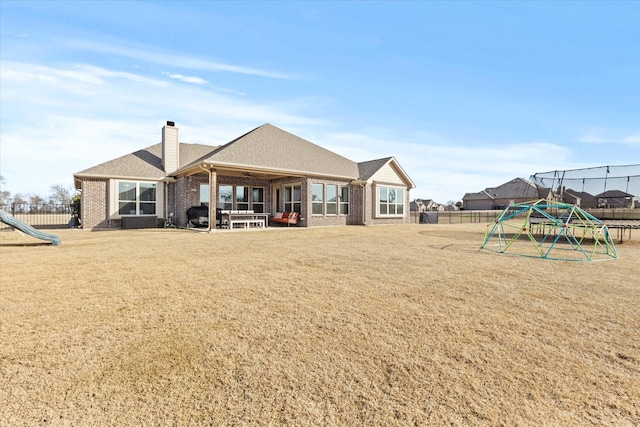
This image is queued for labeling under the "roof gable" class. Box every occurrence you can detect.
[193,124,360,179]
[358,157,415,188]
[358,158,391,180]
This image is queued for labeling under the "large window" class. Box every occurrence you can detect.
[340,186,349,215]
[200,184,209,206]
[312,184,324,215]
[118,181,156,215]
[377,186,404,217]
[236,186,249,211]
[252,188,264,213]
[214,185,264,211]
[218,185,233,210]
[311,183,349,216]
[284,185,301,213]
[326,185,338,215]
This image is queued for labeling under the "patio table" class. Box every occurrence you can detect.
[221,211,270,229]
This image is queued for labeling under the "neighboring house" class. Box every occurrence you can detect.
[461,190,494,211]
[595,190,636,209]
[73,122,415,229]
[462,178,555,210]
[559,188,597,208]
[560,188,582,207]
[410,198,441,212]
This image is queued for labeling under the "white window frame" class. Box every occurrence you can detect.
[376,185,405,218]
[112,180,160,218]
[284,184,301,213]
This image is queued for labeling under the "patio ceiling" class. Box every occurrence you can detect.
[184,163,299,181]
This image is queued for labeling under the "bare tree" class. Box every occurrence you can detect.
[0,175,7,205]
[0,190,10,206]
[29,194,46,213]
[49,184,73,206]
[12,193,26,213]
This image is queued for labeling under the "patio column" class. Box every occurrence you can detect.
[208,169,217,231]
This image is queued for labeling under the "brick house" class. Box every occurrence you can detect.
[595,190,636,209]
[73,122,415,229]
[462,177,555,210]
[410,198,442,212]
[560,188,597,208]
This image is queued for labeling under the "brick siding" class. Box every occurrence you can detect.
[80,179,116,229]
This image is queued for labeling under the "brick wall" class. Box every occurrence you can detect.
[80,174,411,230]
[174,176,205,227]
[80,179,116,229]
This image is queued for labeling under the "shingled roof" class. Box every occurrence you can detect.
[595,190,634,198]
[462,190,493,201]
[186,123,360,179]
[486,178,540,199]
[74,143,216,183]
[74,123,411,186]
[358,157,393,181]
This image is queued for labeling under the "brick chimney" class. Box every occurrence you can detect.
[162,121,179,174]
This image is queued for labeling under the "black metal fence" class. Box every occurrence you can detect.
[410,208,640,225]
[409,211,500,224]
[0,202,76,230]
[3,202,638,230]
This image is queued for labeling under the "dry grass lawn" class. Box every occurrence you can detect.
[1,224,639,426]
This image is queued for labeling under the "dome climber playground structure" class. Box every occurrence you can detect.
[481,199,618,262]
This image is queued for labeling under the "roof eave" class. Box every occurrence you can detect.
[381,157,415,189]
[176,160,358,181]
[73,172,167,186]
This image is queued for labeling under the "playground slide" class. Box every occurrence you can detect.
[0,209,61,246]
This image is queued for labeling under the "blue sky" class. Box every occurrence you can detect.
[1,1,638,203]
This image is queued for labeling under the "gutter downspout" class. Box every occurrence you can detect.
[161,176,177,225]
[362,183,366,225]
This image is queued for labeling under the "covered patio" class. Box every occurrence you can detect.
[174,164,305,231]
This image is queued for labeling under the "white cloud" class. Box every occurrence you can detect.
[65,39,298,80]
[161,72,208,85]
[578,130,640,145]
[622,134,640,144]
[0,60,319,196]
[0,29,29,38]
[0,60,606,204]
